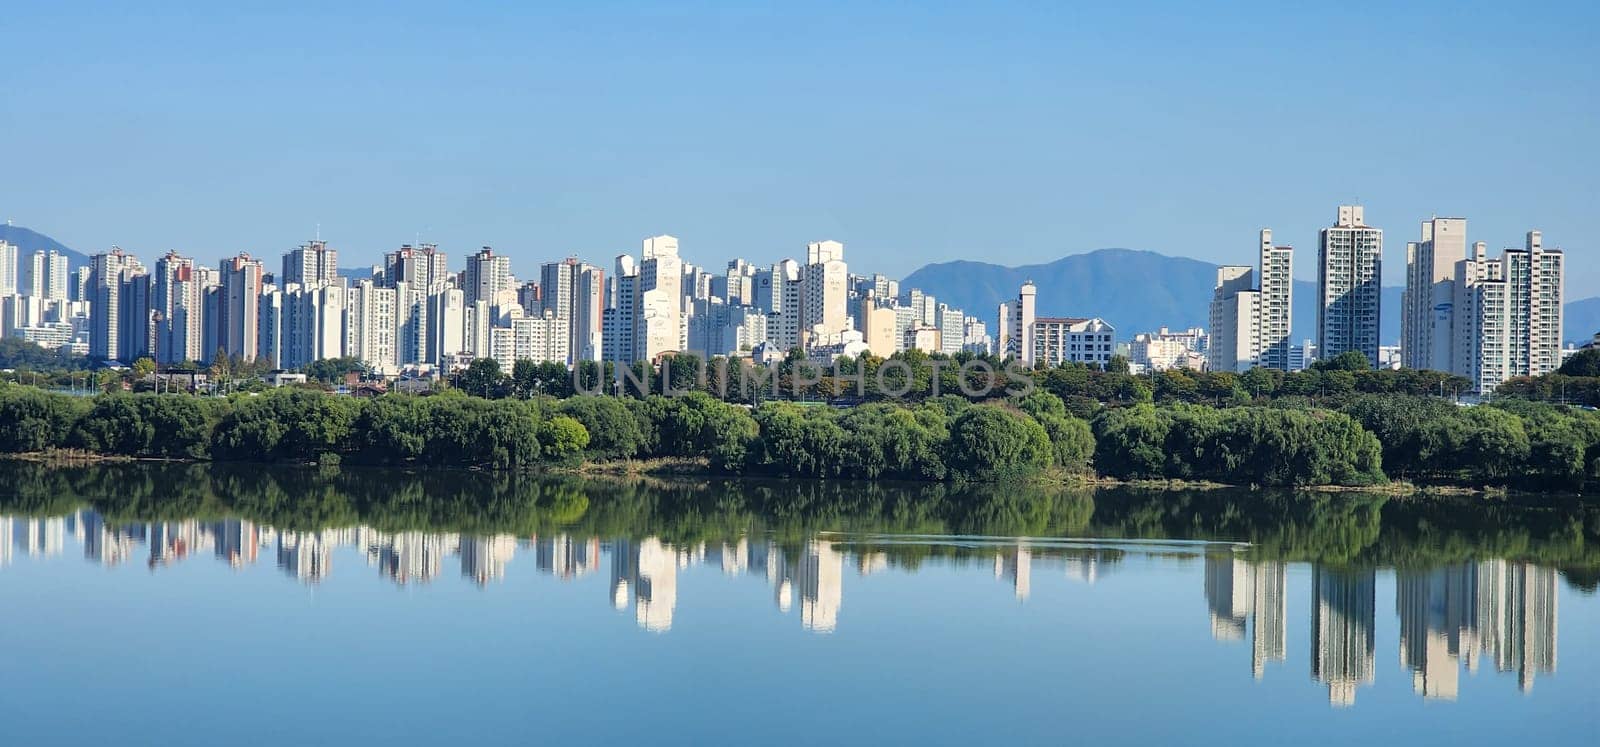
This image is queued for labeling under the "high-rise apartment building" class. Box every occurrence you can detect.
[217,253,265,361]
[117,272,154,362]
[1402,218,1467,371]
[541,258,605,363]
[382,244,449,291]
[602,255,639,367]
[801,240,849,344]
[1207,230,1293,373]
[997,281,1037,363]
[464,247,513,306]
[88,248,143,361]
[344,279,399,374]
[1451,232,1564,393]
[1257,230,1294,370]
[282,240,339,287]
[935,304,965,356]
[0,240,16,296]
[638,236,683,360]
[152,251,203,364]
[1318,205,1383,367]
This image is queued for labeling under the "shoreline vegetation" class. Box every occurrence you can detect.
[5,360,1600,494]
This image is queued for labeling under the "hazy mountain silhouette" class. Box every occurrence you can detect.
[0,224,89,268]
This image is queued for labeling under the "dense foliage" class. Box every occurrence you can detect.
[1090,403,1385,487]
[0,384,1088,482]
[8,375,1600,490]
[1341,395,1600,489]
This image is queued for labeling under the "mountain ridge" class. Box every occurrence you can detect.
[0,225,90,269]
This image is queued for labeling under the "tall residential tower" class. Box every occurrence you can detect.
[1317,205,1383,368]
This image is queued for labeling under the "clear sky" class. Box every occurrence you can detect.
[2,1,1595,293]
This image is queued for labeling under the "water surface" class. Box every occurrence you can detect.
[1,464,1596,745]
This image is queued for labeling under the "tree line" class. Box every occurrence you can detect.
[7,364,1600,488]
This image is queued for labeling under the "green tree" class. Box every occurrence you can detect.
[943,405,1052,481]
[1314,350,1372,372]
[458,358,506,399]
[538,415,591,459]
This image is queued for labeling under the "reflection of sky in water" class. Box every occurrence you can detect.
[0,511,1592,746]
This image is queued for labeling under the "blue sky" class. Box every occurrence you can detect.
[1,1,1595,293]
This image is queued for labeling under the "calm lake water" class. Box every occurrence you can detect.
[1,463,1597,745]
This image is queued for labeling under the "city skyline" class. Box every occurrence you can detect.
[3,204,1571,394]
[1,3,1594,291]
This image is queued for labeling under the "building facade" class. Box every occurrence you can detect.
[1317,205,1383,368]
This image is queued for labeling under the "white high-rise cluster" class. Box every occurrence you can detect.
[1400,219,1565,392]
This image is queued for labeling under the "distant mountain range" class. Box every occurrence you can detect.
[904,248,1591,345]
[0,224,90,269]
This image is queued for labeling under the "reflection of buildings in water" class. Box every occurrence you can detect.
[365,530,460,586]
[1397,564,1475,700]
[1203,555,1287,679]
[210,519,259,568]
[609,538,680,632]
[798,540,843,633]
[1061,550,1118,585]
[1475,560,1558,692]
[1252,562,1287,679]
[461,535,518,586]
[1396,561,1559,698]
[5,515,68,564]
[635,538,678,632]
[536,534,599,580]
[276,529,342,583]
[857,551,888,576]
[707,538,749,575]
[749,541,793,614]
[1312,567,1377,707]
[994,545,1031,601]
[146,520,207,570]
[740,539,841,631]
[81,512,141,567]
[3,509,1568,689]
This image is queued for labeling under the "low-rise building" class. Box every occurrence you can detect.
[1032,317,1115,367]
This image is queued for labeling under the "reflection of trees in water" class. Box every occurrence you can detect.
[1,461,1597,582]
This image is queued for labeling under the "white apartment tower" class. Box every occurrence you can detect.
[88,248,143,361]
[282,240,339,287]
[638,235,684,361]
[382,244,449,291]
[997,281,1038,364]
[1318,205,1383,368]
[463,247,513,306]
[217,253,265,362]
[602,255,639,366]
[1451,232,1564,393]
[1258,229,1294,370]
[153,251,203,364]
[802,240,849,345]
[0,240,15,296]
[1208,230,1293,372]
[16,249,71,300]
[1209,265,1260,373]
[542,257,605,363]
[344,279,399,374]
[1402,218,1467,371]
